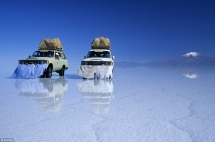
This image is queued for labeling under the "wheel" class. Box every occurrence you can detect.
[59,66,65,76]
[109,73,113,80]
[46,65,53,78]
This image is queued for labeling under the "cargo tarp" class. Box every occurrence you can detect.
[12,64,48,79]
[39,38,63,50]
[77,65,112,79]
[91,37,111,49]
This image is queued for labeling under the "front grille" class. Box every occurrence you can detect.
[26,60,39,64]
[19,60,48,64]
[81,61,112,66]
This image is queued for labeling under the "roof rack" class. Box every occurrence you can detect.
[38,47,63,51]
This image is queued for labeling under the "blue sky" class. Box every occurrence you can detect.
[1,0,215,64]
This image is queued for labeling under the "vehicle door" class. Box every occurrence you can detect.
[58,52,64,69]
[54,51,61,70]
[60,52,68,68]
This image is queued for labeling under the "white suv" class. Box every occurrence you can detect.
[18,49,69,78]
[78,49,114,79]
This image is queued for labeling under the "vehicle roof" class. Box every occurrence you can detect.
[36,50,65,53]
[89,49,110,51]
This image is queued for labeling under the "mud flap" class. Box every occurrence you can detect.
[12,64,48,79]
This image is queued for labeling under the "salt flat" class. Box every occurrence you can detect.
[0,66,215,142]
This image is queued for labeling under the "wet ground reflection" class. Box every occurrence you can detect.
[77,79,114,114]
[14,77,68,112]
[1,65,215,141]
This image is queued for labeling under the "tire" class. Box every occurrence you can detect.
[40,74,45,78]
[46,65,53,78]
[109,73,113,80]
[59,66,65,76]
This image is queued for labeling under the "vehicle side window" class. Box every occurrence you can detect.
[55,52,59,59]
[58,52,62,59]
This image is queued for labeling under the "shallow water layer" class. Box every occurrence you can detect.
[0,66,215,142]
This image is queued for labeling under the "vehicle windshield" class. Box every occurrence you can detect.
[32,51,54,57]
[87,51,111,58]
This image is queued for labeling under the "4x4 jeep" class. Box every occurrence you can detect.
[18,49,68,78]
[80,49,114,79]
[77,37,114,79]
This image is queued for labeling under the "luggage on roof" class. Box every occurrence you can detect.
[91,37,111,49]
[39,38,63,50]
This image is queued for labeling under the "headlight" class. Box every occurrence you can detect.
[104,61,112,66]
[39,60,49,64]
[19,60,25,64]
[81,61,88,65]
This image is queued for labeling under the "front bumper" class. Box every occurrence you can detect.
[77,65,113,79]
[19,59,49,65]
[81,61,113,66]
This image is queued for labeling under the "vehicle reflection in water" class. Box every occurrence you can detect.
[14,77,68,112]
[77,79,114,114]
[143,65,215,79]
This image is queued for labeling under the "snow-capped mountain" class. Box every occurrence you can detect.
[143,52,215,67]
[114,52,215,78]
[183,73,199,79]
[143,52,215,78]
[183,52,202,57]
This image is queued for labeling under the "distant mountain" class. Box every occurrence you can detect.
[142,52,215,78]
[183,52,202,57]
[143,52,215,67]
[114,61,142,68]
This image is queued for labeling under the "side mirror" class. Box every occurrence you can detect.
[84,56,87,59]
[112,56,115,60]
[28,55,31,58]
